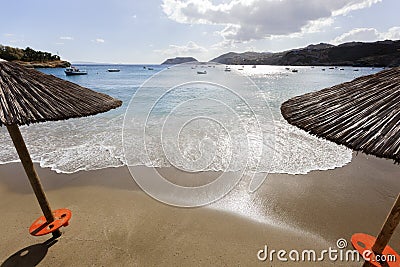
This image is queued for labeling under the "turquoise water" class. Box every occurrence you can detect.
[0,64,380,174]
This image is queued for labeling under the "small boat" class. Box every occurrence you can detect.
[285,67,290,70]
[147,67,154,70]
[238,68,244,70]
[354,69,359,72]
[65,66,87,76]
[107,68,120,72]
[321,68,326,71]
[340,68,345,70]
[291,69,298,73]
[224,66,231,72]
[329,67,334,69]
[197,70,207,74]
[252,65,256,68]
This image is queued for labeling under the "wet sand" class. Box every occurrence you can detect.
[0,152,399,266]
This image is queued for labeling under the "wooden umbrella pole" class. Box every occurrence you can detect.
[6,124,61,237]
[372,193,400,254]
[362,193,400,267]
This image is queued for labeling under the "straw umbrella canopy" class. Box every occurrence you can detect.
[0,59,122,237]
[281,67,399,266]
[281,67,400,163]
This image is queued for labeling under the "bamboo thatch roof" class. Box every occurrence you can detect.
[281,67,400,163]
[0,61,122,126]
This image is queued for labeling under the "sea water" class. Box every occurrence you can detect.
[0,64,379,175]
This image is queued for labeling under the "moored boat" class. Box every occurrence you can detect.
[65,66,87,76]
[107,68,120,72]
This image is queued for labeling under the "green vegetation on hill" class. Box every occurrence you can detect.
[0,44,70,68]
[0,45,60,62]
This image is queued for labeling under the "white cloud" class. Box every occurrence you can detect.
[60,36,73,40]
[332,0,381,16]
[384,27,400,40]
[211,39,237,50]
[303,17,335,34]
[155,41,207,55]
[95,38,105,43]
[162,0,381,42]
[332,27,400,44]
[332,28,379,44]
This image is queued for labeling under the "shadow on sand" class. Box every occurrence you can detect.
[1,237,58,267]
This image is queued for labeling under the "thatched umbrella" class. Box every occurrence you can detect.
[0,59,122,237]
[281,67,399,266]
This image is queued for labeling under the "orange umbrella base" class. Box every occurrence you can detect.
[351,233,400,267]
[29,208,72,236]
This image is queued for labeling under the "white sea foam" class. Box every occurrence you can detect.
[0,115,351,174]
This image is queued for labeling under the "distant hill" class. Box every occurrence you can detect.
[211,40,400,67]
[211,51,278,65]
[0,44,70,68]
[161,57,198,65]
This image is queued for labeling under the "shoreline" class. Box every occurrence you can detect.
[0,152,399,266]
[13,60,71,68]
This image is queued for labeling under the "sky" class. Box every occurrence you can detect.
[1,0,399,64]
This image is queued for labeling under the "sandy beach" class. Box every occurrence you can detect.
[0,152,398,266]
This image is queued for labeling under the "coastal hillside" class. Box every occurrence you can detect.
[211,40,400,67]
[161,57,198,64]
[0,44,70,68]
